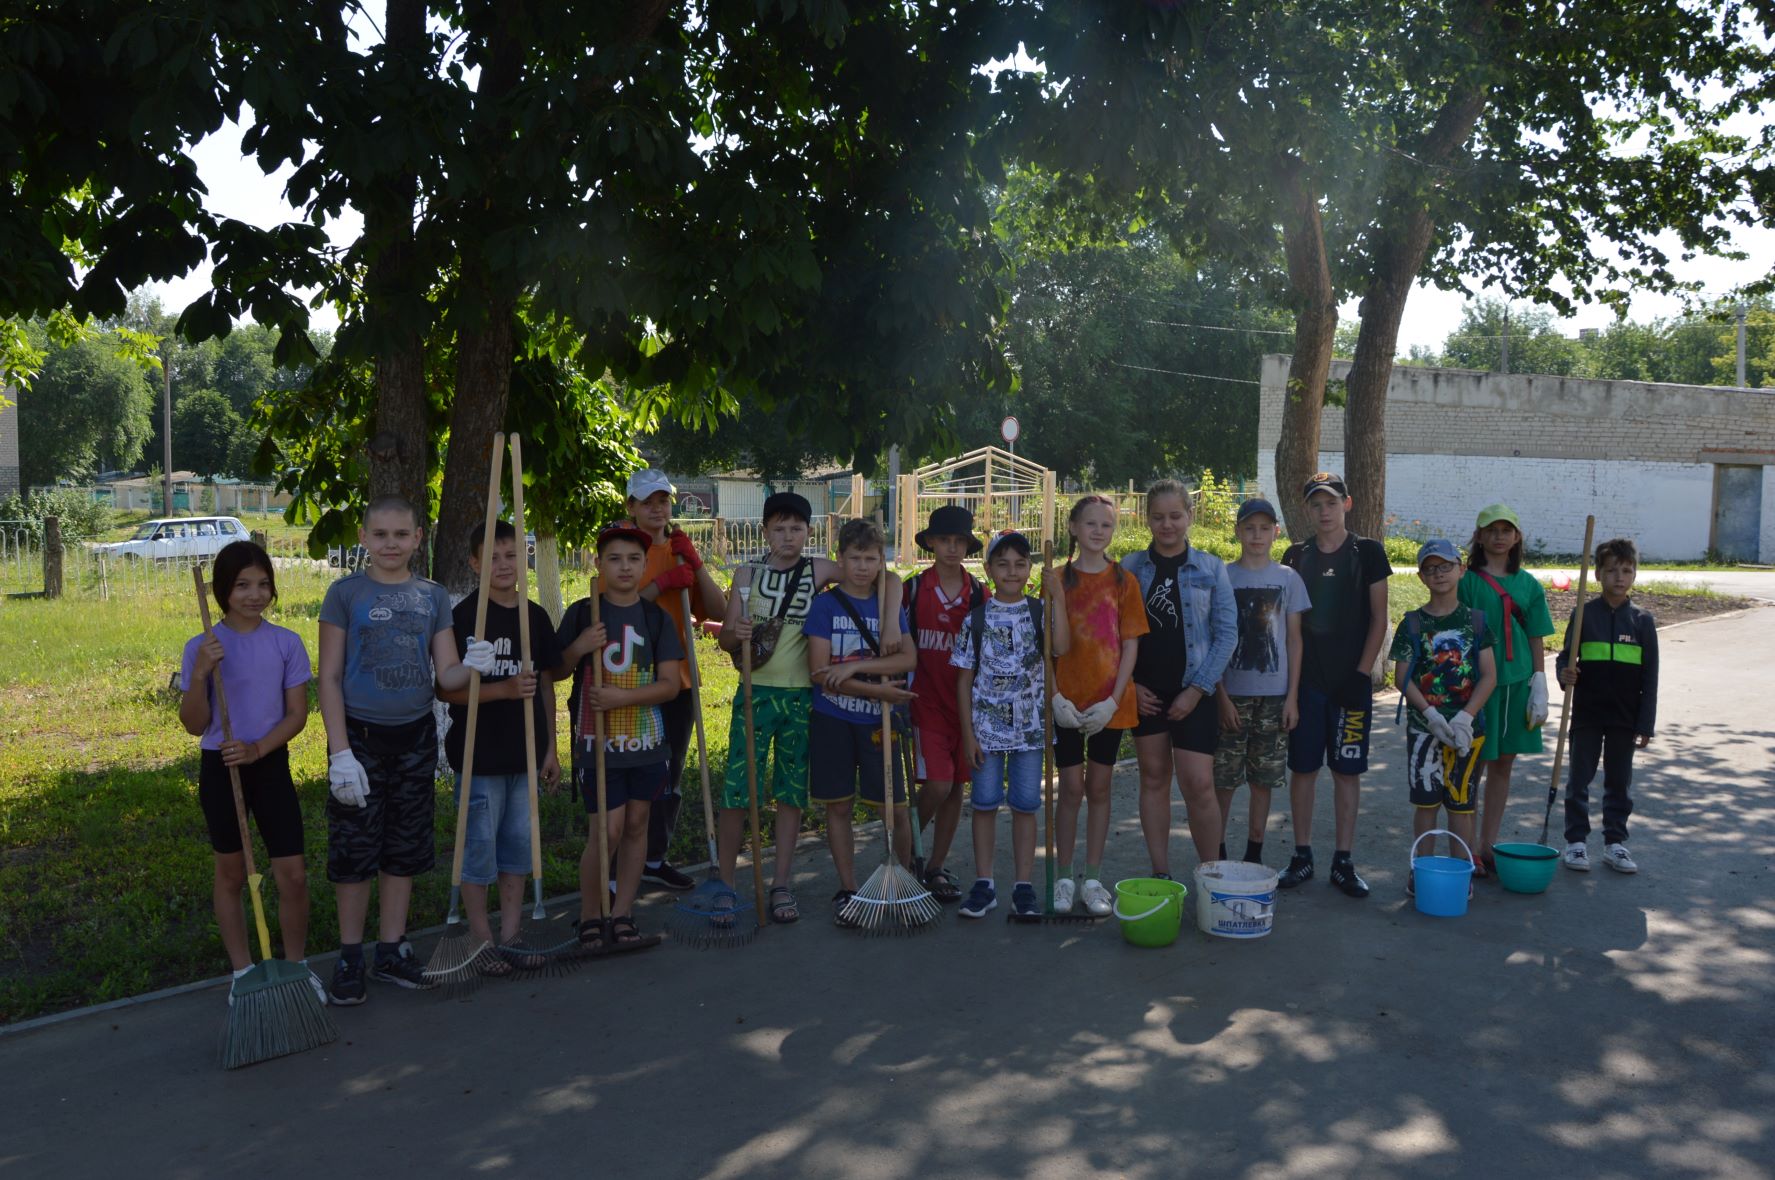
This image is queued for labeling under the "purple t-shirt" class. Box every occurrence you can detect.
[180,620,312,749]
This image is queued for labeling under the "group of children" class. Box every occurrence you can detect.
[179,466,1660,1008]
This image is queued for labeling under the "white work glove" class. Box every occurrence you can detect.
[1449,711,1476,756]
[1423,711,1457,749]
[1052,694,1082,729]
[1527,671,1549,729]
[328,750,370,808]
[462,636,497,676]
[1079,699,1118,737]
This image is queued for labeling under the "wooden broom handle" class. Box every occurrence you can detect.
[740,580,766,926]
[1547,515,1596,795]
[193,566,255,882]
[591,575,611,920]
[1041,541,1055,884]
[508,434,543,884]
[450,433,505,889]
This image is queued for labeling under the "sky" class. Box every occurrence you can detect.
[145,79,1773,359]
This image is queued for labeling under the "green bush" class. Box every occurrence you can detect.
[0,488,113,542]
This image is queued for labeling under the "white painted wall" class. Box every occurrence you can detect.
[1259,447,1721,559]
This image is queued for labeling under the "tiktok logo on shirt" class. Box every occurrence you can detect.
[602,625,644,673]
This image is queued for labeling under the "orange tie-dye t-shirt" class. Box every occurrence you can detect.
[1054,563,1150,729]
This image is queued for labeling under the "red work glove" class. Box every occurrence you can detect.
[669,529,703,571]
[653,564,698,593]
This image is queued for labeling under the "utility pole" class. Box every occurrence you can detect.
[160,339,174,514]
[1499,305,1510,375]
[1737,303,1749,388]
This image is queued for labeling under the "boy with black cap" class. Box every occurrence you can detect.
[901,505,986,903]
[620,466,727,892]
[714,491,842,923]
[1278,473,1392,897]
[1212,498,1310,866]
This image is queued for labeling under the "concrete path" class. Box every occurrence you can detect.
[5,612,1773,1179]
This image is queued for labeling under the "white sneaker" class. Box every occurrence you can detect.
[1562,843,1590,871]
[303,963,328,1007]
[1052,877,1077,913]
[226,964,252,1007]
[1081,879,1113,917]
[1602,843,1638,874]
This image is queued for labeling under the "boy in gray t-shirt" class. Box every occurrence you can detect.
[1212,500,1310,866]
[317,496,494,1005]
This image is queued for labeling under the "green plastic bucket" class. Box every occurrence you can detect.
[1113,877,1188,948]
[1493,842,1559,894]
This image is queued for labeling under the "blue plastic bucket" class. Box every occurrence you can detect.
[1411,829,1475,918]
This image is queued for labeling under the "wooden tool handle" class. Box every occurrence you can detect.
[194,565,271,962]
[1547,515,1596,795]
[1041,541,1055,882]
[878,566,896,844]
[508,434,544,884]
[740,586,766,926]
[681,580,718,856]
[590,574,611,920]
[451,432,506,889]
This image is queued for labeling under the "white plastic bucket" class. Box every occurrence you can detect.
[1193,860,1279,939]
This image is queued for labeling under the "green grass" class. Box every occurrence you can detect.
[0,577,744,1023]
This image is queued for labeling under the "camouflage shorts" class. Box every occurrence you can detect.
[327,714,439,883]
[1212,695,1288,793]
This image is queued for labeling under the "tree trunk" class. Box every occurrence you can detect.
[435,285,517,596]
[363,0,430,570]
[1273,160,1338,543]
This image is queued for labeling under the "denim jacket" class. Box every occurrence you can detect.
[1121,545,1238,695]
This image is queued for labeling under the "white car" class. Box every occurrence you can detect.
[91,516,252,563]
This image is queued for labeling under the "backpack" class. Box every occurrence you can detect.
[905,569,985,635]
[964,596,1046,669]
[1394,607,1489,725]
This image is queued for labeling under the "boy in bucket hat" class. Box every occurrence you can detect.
[902,506,986,902]
[1277,473,1392,897]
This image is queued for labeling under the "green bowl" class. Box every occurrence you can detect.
[1492,842,1559,894]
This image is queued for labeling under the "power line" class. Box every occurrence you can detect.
[1140,318,1296,337]
[1111,361,1261,385]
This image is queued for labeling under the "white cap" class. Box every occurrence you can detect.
[625,468,676,500]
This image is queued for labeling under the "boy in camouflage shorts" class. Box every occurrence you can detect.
[1212,500,1310,865]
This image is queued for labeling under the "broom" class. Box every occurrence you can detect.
[1011,541,1099,926]
[839,567,940,934]
[741,581,771,929]
[195,567,337,1069]
[425,432,505,994]
[491,433,580,976]
[1541,515,1596,846]
[669,563,756,947]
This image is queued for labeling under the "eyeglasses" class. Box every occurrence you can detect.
[1420,562,1459,577]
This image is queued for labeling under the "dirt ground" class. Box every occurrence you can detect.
[1541,587,1760,628]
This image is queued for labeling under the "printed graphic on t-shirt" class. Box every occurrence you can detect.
[1146,572,1182,630]
[950,599,1044,751]
[1388,606,1486,732]
[752,562,816,624]
[359,588,437,691]
[579,621,664,758]
[1231,587,1283,675]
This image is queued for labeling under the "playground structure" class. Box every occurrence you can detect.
[894,445,1055,560]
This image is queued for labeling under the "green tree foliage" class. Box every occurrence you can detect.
[15,330,153,487]
[1439,300,1584,376]
[170,387,241,482]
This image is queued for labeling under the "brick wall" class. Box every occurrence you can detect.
[1256,356,1775,560]
[0,389,18,498]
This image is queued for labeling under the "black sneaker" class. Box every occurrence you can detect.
[370,941,436,990]
[642,861,696,891]
[1329,860,1370,898]
[328,956,366,1006]
[1011,883,1039,918]
[1278,854,1314,889]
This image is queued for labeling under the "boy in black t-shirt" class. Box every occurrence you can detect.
[438,520,560,969]
[555,524,684,949]
[1278,473,1392,897]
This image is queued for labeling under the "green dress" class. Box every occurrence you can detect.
[1457,568,1554,758]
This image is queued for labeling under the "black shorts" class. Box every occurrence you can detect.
[808,710,906,807]
[577,760,670,812]
[327,714,438,883]
[198,746,304,859]
[1131,687,1219,756]
[661,686,694,796]
[1053,726,1125,769]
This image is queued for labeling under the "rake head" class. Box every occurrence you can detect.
[1007,909,1104,926]
[840,862,941,934]
[494,936,585,979]
[424,927,492,999]
[219,959,337,1069]
[668,877,758,950]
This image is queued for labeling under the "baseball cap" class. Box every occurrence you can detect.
[595,522,653,553]
[1416,538,1461,569]
[915,505,983,555]
[1235,498,1279,525]
[761,491,813,524]
[625,468,676,501]
[1475,503,1521,531]
[985,529,1031,562]
[1301,472,1349,502]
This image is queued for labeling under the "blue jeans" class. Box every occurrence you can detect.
[454,772,532,885]
[970,748,1043,814]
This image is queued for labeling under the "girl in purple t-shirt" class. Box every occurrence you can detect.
[178,540,317,1006]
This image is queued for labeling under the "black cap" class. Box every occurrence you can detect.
[1301,472,1349,502]
[1235,498,1279,525]
[761,491,813,524]
[915,505,983,555]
